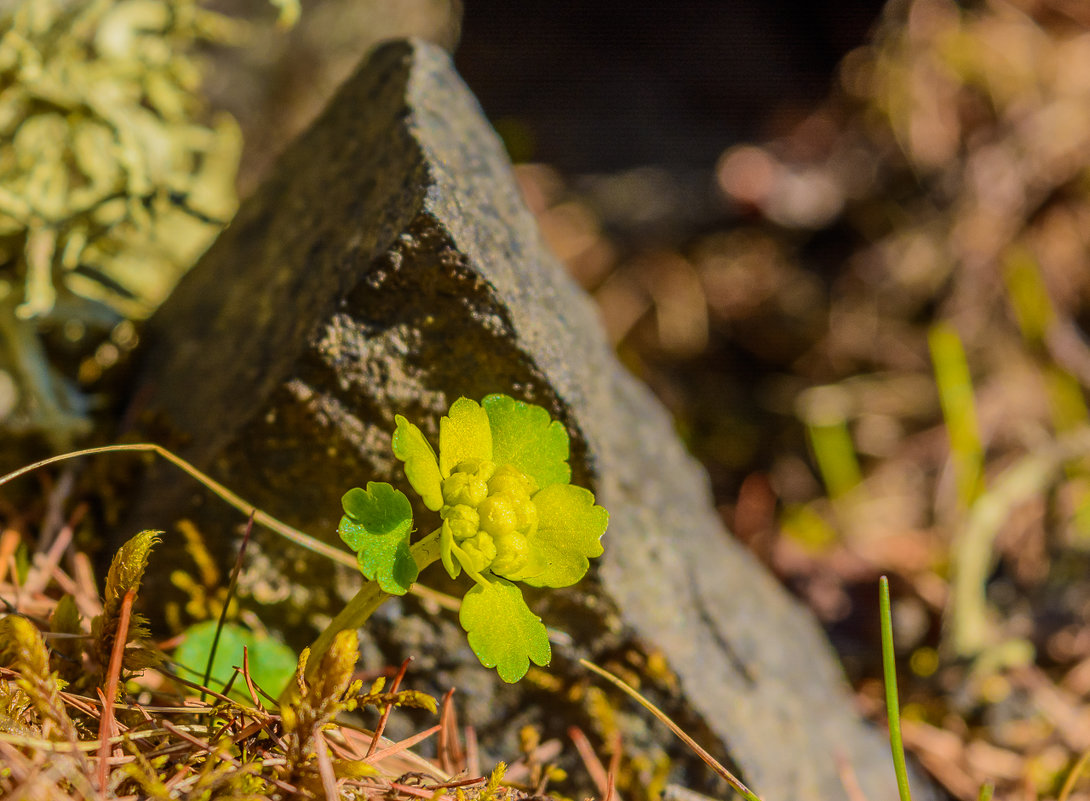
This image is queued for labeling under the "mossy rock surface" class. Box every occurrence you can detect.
[125,39,924,801]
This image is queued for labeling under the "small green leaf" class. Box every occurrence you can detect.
[483,394,571,490]
[459,577,551,683]
[340,483,413,537]
[392,416,444,510]
[518,483,607,588]
[439,397,493,477]
[174,622,297,700]
[339,483,418,595]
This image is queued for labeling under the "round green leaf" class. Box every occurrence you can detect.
[338,483,418,595]
[482,394,570,490]
[392,415,443,511]
[340,483,413,541]
[516,483,607,588]
[174,621,297,700]
[439,397,493,477]
[459,577,551,683]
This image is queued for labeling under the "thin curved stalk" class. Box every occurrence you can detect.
[0,442,357,569]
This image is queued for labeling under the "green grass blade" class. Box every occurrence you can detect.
[880,576,912,801]
[928,322,984,509]
[799,385,862,500]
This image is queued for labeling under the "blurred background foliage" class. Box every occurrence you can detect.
[510,1,1090,796]
[468,0,1090,796]
[9,0,1090,796]
[0,0,299,454]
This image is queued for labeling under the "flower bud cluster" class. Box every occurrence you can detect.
[439,460,539,576]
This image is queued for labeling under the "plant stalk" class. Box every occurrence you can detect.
[295,530,443,692]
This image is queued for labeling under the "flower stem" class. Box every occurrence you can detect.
[451,543,492,587]
[294,529,443,693]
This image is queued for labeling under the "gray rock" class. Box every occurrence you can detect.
[128,39,914,801]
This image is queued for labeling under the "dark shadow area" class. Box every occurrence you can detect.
[455,0,886,170]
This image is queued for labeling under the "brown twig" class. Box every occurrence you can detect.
[367,656,413,757]
[96,587,135,791]
[432,776,488,789]
[241,646,265,712]
[21,504,83,598]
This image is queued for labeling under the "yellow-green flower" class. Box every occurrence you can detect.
[392,395,607,590]
[337,394,608,683]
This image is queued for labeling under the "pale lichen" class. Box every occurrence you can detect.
[0,0,297,445]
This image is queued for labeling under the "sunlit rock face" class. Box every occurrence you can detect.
[126,39,921,801]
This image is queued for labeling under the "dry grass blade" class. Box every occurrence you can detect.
[464,725,480,777]
[1058,748,1090,801]
[834,749,869,801]
[0,527,20,584]
[580,658,764,801]
[389,781,456,800]
[367,724,442,764]
[201,511,255,702]
[0,443,449,612]
[569,725,610,798]
[1,444,476,800]
[605,731,622,801]
[160,719,299,795]
[437,687,465,774]
[0,443,359,569]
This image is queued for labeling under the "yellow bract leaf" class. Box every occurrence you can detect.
[392,415,443,510]
[439,397,492,477]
